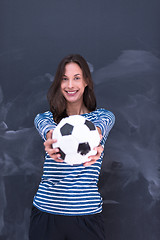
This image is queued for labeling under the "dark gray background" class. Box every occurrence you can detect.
[0,0,160,239]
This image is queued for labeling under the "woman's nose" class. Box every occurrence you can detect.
[68,79,73,88]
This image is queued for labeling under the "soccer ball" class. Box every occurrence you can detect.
[52,115,100,165]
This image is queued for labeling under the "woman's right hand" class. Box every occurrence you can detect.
[44,130,64,162]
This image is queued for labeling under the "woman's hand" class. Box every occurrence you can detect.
[44,130,64,162]
[83,144,104,167]
[83,127,103,167]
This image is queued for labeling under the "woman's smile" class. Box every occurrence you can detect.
[65,90,78,95]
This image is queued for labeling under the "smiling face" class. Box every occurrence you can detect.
[60,62,87,106]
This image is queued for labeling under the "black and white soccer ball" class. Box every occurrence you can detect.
[52,115,100,165]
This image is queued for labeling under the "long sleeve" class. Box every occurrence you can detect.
[34,111,57,141]
[93,108,115,147]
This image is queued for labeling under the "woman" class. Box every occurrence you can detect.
[29,54,115,240]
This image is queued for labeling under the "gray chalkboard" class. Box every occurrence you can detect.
[0,0,160,239]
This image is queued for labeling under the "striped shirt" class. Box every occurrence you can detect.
[33,108,115,216]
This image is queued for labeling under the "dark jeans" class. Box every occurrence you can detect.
[29,205,105,240]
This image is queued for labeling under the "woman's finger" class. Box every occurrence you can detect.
[83,145,104,167]
[46,129,53,139]
[83,159,96,167]
[44,138,56,148]
[46,148,64,162]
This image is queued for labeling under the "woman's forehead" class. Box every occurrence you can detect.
[64,62,82,75]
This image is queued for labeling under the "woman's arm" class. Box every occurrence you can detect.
[83,109,115,166]
[34,111,57,141]
[93,108,115,147]
[34,111,63,162]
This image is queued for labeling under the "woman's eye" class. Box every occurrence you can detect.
[75,77,80,80]
[62,77,68,81]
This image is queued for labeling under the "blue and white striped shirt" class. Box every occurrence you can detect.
[33,108,115,216]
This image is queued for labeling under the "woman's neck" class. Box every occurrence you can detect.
[66,102,89,116]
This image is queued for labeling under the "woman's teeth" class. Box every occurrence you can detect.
[67,91,77,94]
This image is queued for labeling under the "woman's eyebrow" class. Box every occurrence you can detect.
[63,73,81,77]
[74,74,81,76]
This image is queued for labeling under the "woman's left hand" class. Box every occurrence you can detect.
[83,144,104,167]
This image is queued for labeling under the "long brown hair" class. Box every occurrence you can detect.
[47,54,97,123]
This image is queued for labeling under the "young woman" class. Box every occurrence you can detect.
[29,54,115,240]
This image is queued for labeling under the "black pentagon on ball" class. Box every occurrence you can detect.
[77,142,91,155]
[58,148,66,160]
[60,123,74,136]
[84,120,96,131]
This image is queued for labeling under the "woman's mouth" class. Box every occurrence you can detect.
[65,90,78,96]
